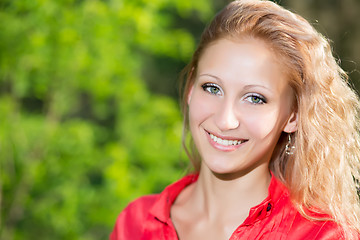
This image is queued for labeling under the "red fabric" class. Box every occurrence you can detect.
[110,175,357,240]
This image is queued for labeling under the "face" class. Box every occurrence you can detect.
[188,38,297,176]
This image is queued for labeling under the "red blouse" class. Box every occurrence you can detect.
[110,175,356,240]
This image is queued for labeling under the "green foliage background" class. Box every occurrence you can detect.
[0,0,359,239]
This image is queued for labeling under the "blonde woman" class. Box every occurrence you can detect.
[110,0,360,239]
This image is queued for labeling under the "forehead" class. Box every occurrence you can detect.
[197,38,288,91]
[199,37,281,70]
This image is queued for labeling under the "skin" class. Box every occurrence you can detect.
[171,37,298,240]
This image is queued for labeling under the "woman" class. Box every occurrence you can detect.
[110,0,360,239]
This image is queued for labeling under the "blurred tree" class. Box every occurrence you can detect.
[0,0,213,239]
[280,0,360,91]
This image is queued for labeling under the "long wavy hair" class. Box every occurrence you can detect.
[179,0,360,234]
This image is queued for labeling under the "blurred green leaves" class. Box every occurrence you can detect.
[1,0,359,239]
[0,0,212,239]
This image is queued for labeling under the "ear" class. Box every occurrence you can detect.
[283,111,298,133]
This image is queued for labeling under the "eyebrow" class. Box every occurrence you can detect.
[198,73,221,81]
[243,84,273,92]
[198,74,273,92]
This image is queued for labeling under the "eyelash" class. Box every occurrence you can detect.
[244,93,267,104]
[201,83,222,95]
[201,83,267,105]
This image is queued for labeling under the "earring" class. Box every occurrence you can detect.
[285,134,295,155]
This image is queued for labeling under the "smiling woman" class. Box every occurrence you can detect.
[110,0,360,239]
[188,38,297,178]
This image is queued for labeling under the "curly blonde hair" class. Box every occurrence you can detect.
[180,0,360,235]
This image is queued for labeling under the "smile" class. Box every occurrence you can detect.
[208,132,247,146]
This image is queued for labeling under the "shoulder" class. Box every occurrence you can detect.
[109,175,199,240]
[109,194,159,240]
[269,177,359,239]
[287,214,360,240]
[313,221,359,240]
[281,205,359,240]
[124,194,159,217]
[286,214,338,239]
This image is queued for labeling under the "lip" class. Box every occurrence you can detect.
[205,130,248,152]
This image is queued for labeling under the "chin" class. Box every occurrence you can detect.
[203,157,262,179]
[204,160,241,175]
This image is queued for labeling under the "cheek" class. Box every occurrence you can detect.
[188,92,216,126]
[242,108,284,139]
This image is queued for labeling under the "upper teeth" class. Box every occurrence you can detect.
[209,133,243,146]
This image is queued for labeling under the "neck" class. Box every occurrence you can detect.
[193,163,271,222]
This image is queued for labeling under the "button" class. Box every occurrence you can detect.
[266,203,272,212]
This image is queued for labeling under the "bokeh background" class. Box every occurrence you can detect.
[1,0,359,239]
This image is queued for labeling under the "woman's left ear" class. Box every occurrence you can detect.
[283,111,298,133]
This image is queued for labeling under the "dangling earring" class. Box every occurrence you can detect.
[285,134,295,155]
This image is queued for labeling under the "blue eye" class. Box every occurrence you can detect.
[245,94,266,104]
[202,83,222,95]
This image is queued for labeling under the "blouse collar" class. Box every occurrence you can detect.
[149,173,288,225]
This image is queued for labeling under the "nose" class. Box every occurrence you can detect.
[215,101,240,131]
